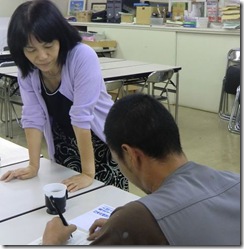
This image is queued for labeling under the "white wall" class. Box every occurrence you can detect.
[0,0,70,50]
[82,23,240,113]
[0,0,26,17]
[0,17,10,50]
[0,0,106,50]
[0,0,107,17]
[0,0,70,17]
[51,0,69,16]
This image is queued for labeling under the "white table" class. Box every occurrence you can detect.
[98,57,124,63]
[0,185,140,245]
[0,51,10,56]
[0,157,104,222]
[0,137,29,167]
[0,65,17,76]
[100,60,147,70]
[101,61,181,123]
[0,58,181,136]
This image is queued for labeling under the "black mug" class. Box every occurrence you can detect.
[43,183,68,215]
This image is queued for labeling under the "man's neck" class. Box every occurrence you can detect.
[147,153,188,193]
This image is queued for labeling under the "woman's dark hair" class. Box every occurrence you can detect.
[104,94,183,160]
[7,0,81,77]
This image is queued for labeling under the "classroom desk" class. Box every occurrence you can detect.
[0,185,140,245]
[0,157,104,223]
[99,57,124,63]
[0,65,17,77]
[0,58,181,134]
[0,137,29,168]
[0,47,115,59]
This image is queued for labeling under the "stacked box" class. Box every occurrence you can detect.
[76,11,92,22]
[136,6,157,25]
[172,3,185,21]
[121,13,134,23]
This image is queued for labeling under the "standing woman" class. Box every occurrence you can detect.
[0,0,128,192]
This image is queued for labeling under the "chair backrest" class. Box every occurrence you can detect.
[0,61,16,67]
[105,80,123,92]
[227,48,240,68]
[105,80,124,101]
[224,64,240,94]
[147,70,174,84]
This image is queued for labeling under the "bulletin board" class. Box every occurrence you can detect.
[68,0,86,16]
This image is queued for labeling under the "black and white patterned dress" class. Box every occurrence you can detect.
[41,79,128,191]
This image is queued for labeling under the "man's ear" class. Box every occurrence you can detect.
[121,144,133,163]
[121,144,144,170]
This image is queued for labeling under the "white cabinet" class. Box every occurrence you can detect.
[71,22,240,112]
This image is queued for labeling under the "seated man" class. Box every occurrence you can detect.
[43,94,240,245]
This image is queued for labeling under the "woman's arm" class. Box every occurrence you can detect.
[25,127,43,171]
[73,126,95,177]
[62,126,95,192]
[0,128,42,181]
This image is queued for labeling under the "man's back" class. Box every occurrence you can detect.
[138,161,240,245]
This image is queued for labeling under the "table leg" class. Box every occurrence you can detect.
[8,78,13,139]
[3,76,9,137]
[175,71,179,124]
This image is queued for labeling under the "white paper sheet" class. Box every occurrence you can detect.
[28,204,115,245]
[69,204,115,231]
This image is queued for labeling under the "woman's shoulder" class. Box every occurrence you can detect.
[18,68,39,85]
[65,42,100,72]
[69,42,97,60]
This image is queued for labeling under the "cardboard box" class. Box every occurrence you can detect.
[172,3,185,21]
[120,13,134,23]
[136,6,157,25]
[76,11,92,22]
[82,40,117,49]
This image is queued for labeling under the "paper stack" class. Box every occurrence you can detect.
[165,20,183,27]
[221,3,240,29]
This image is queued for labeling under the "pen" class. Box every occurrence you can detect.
[49,195,73,238]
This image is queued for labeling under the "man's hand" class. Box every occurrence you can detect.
[42,217,77,245]
[62,173,94,192]
[87,218,108,241]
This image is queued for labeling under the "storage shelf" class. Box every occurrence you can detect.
[148,0,207,17]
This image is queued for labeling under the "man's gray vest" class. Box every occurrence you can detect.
[138,161,240,245]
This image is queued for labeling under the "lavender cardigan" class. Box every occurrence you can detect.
[18,43,114,160]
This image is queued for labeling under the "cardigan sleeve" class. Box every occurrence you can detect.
[61,43,111,130]
[18,70,47,132]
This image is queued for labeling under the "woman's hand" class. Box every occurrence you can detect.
[62,173,94,192]
[87,218,108,241]
[43,217,77,245]
[0,165,39,182]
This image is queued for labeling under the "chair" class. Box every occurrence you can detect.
[142,69,175,114]
[7,78,23,138]
[228,85,240,134]
[218,48,240,120]
[0,61,16,136]
[0,61,15,67]
[0,61,22,138]
[105,80,125,102]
